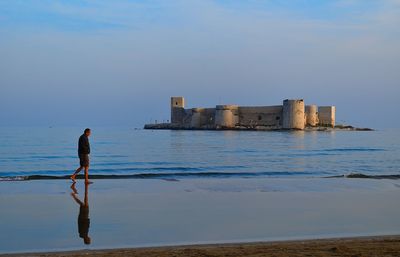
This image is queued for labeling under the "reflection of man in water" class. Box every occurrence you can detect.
[70,182,91,245]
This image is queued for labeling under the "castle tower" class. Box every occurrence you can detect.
[171,97,185,124]
[282,99,305,130]
[215,105,239,129]
[318,106,336,127]
[305,105,318,127]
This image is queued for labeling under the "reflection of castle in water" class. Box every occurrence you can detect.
[145,97,336,131]
[70,183,91,245]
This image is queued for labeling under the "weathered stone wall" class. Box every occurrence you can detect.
[215,105,239,128]
[238,106,283,128]
[282,99,305,130]
[305,105,318,127]
[199,108,216,127]
[190,108,203,128]
[318,106,336,127]
[188,108,216,128]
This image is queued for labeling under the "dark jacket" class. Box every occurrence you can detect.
[78,134,90,155]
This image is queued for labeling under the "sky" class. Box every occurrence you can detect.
[0,0,399,128]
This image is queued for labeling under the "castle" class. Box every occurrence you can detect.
[145,97,336,130]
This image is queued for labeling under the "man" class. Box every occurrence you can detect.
[71,128,92,184]
[70,182,91,245]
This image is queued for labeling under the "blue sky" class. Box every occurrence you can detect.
[0,0,399,127]
[0,1,386,30]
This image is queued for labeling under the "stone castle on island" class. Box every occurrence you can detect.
[145,97,338,131]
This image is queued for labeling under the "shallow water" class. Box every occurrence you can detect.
[0,127,399,180]
[1,178,400,254]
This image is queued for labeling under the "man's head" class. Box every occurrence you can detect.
[84,128,91,137]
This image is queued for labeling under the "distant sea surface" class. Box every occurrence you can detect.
[0,127,399,181]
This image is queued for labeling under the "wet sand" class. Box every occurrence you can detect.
[1,178,400,254]
[3,235,400,257]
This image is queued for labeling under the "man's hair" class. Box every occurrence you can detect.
[84,128,91,134]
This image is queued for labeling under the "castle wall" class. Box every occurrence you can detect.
[282,99,305,130]
[238,106,282,127]
[199,108,216,127]
[318,106,336,127]
[190,108,203,128]
[215,105,239,128]
[305,105,318,127]
[189,108,217,128]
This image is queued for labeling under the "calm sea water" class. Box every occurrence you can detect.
[0,127,399,180]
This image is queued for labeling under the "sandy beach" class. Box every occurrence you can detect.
[3,235,400,257]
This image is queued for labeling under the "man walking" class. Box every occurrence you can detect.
[71,128,92,184]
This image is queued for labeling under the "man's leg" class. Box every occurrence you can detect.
[84,166,92,184]
[71,166,83,181]
[70,181,78,194]
[84,182,89,206]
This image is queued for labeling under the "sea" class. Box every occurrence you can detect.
[1,127,399,181]
[1,127,400,253]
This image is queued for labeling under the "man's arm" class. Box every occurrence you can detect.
[86,137,90,154]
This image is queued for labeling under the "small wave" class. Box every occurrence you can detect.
[325,173,400,180]
[0,171,314,181]
[95,154,129,158]
[0,165,248,177]
[272,148,386,158]
[346,173,400,179]
[95,161,183,166]
[0,155,76,161]
[322,148,385,152]
[0,176,26,181]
